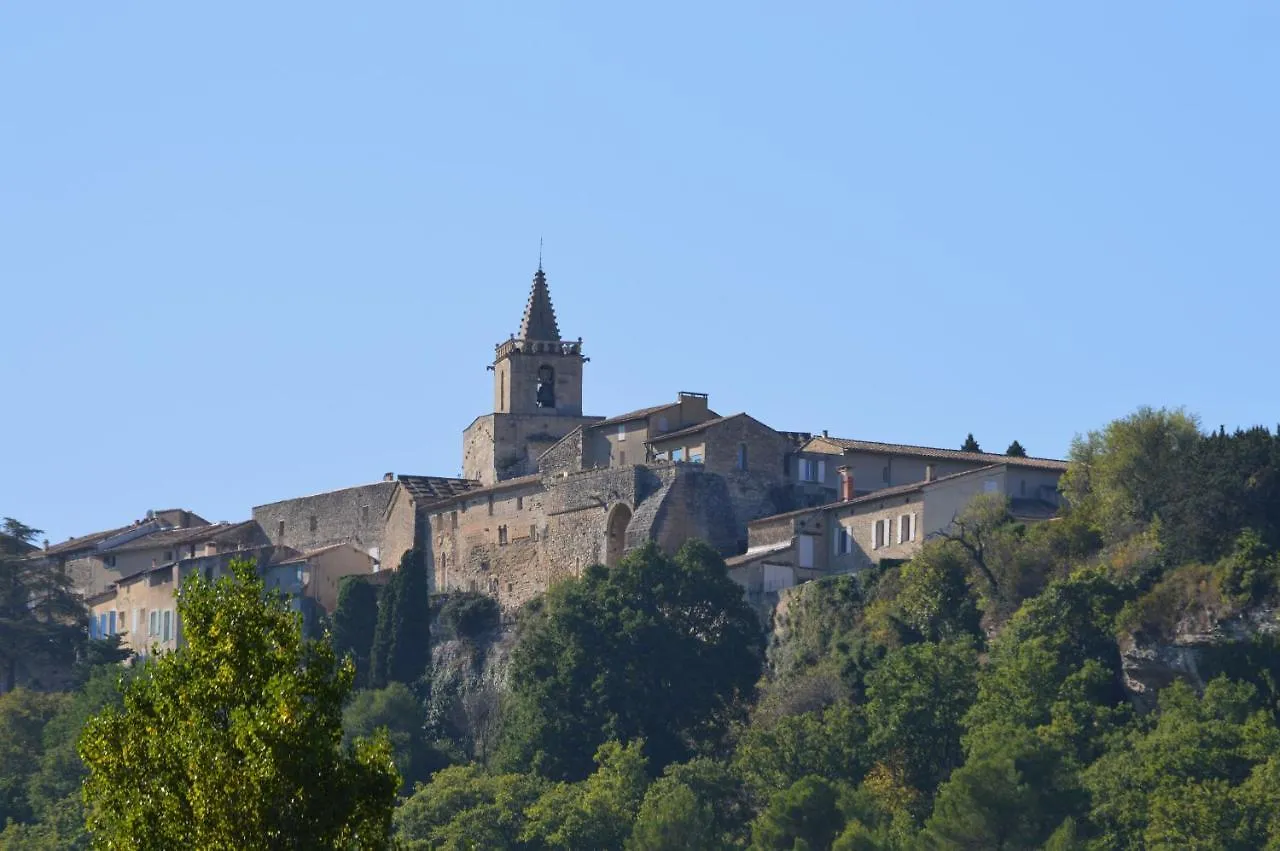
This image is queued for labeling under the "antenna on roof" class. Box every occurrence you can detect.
[538,236,543,272]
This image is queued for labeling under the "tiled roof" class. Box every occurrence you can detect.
[519,268,561,341]
[42,525,136,556]
[398,475,480,506]
[592,402,679,428]
[104,520,258,553]
[807,436,1068,471]
[726,540,794,567]
[426,474,543,508]
[647,413,746,444]
[271,542,362,566]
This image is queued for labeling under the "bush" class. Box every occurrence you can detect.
[438,593,500,641]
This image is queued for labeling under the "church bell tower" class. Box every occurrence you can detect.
[491,266,585,417]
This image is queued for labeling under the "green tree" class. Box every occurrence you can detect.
[0,689,68,826]
[79,558,399,849]
[523,740,650,850]
[1060,406,1201,541]
[749,776,848,851]
[1005,440,1027,457]
[960,435,981,453]
[627,777,718,851]
[331,576,380,688]
[864,640,978,795]
[393,763,546,850]
[369,548,432,690]
[343,683,449,792]
[498,541,763,781]
[734,702,868,803]
[0,519,84,693]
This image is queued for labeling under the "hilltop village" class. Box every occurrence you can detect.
[34,267,1067,656]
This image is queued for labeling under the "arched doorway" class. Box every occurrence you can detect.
[605,504,633,567]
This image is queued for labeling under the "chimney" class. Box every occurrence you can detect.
[383,472,394,482]
[822,429,829,438]
[925,463,936,482]
[838,466,854,501]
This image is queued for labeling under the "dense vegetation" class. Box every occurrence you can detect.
[4,407,1280,848]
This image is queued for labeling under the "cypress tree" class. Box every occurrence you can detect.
[961,434,982,453]
[368,549,431,690]
[369,575,399,690]
[387,548,432,688]
[1006,440,1028,457]
[331,577,379,688]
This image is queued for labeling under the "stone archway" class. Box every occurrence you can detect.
[605,503,633,567]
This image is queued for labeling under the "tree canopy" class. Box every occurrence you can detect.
[78,558,399,849]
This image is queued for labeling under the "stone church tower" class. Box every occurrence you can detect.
[462,267,602,485]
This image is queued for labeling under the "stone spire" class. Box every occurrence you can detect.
[518,267,561,342]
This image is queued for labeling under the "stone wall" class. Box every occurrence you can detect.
[538,427,585,477]
[463,413,602,484]
[252,480,397,563]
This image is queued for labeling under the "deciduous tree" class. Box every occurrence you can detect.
[79,558,399,849]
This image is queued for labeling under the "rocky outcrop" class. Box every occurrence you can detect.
[1120,604,1280,712]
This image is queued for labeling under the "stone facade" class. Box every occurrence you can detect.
[252,479,399,565]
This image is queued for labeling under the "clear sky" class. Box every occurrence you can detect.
[2,3,1277,545]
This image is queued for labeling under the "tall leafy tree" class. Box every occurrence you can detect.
[331,576,379,688]
[79,558,399,849]
[1005,440,1027,457]
[498,541,764,781]
[960,434,982,453]
[0,519,84,693]
[369,548,431,690]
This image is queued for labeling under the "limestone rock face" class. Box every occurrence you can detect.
[1119,604,1280,712]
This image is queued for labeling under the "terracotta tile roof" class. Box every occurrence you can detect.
[104,520,258,553]
[426,474,543,509]
[42,525,136,556]
[398,475,480,506]
[271,542,363,566]
[807,436,1068,471]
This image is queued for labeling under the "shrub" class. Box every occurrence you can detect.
[439,593,500,641]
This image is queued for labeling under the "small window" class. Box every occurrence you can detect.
[105,555,116,567]
[736,443,748,471]
[834,526,851,555]
[451,511,458,530]
[657,416,669,432]
[672,448,685,462]
[619,450,626,465]
[498,525,508,546]
[469,579,478,593]
[440,553,446,570]
[983,480,999,494]
[308,515,317,533]
[163,550,173,562]
[507,582,514,593]
[882,465,890,484]
[530,524,537,541]
[689,450,704,464]
[517,496,524,511]
[162,610,172,642]
[278,521,285,539]
[488,496,494,516]
[149,610,158,636]
[361,505,370,523]
[489,577,499,595]
[618,424,627,441]
[898,514,913,544]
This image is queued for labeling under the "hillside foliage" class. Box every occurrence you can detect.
[4,409,1280,848]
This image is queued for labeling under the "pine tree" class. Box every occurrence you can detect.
[332,577,380,688]
[0,519,84,692]
[1007,440,1028,457]
[961,434,982,453]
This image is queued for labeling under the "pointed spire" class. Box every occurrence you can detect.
[518,267,561,341]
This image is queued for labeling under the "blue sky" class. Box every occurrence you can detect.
[2,3,1277,544]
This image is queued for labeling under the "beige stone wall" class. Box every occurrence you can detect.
[253,481,397,560]
[305,546,377,612]
[493,347,585,417]
[464,413,602,484]
[827,492,927,572]
[922,467,1008,533]
[380,487,420,580]
[92,565,184,656]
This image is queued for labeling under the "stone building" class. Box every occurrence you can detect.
[382,268,806,609]
[728,458,1068,604]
